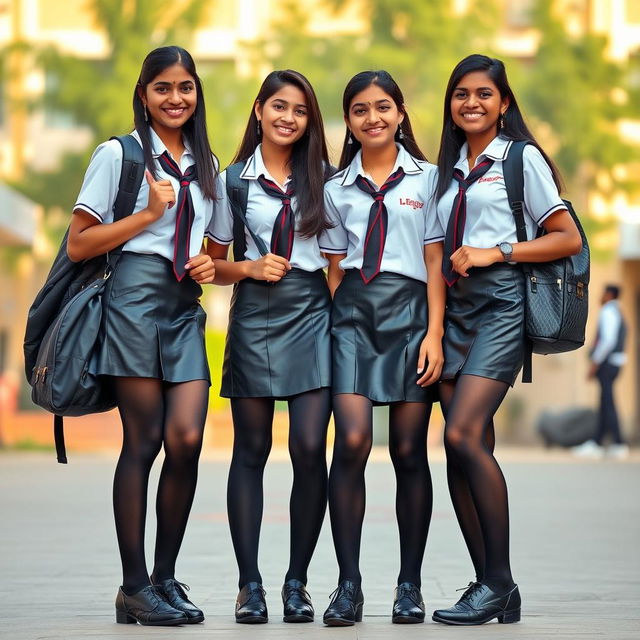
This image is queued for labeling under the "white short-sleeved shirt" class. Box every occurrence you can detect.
[435,135,566,248]
[74,128,214,260]
[208,144,328,272]
[319,144,443,284]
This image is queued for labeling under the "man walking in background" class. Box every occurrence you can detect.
[573,285,629,459]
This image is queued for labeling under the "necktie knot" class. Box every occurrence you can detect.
[282,197,291,206]
[180,180,190,187]
[374,194,385,202]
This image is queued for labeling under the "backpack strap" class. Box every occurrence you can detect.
[502,139,533,383]
[225,161,268,262]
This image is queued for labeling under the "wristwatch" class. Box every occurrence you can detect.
[498,241,513,262]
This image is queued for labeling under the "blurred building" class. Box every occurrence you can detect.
[1,0,639,441]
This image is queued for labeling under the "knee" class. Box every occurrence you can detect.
[389,438,426,472]
[122,431,163,466]
[234,432,272,470]
[335,429,372,467]
[164,423,204,462]
[290,434,327,470]
[444,423,481,459]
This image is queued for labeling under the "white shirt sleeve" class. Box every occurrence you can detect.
[73,140,122,223]
[423,171,445,245]
[522,145,567,226]
[206,171,234,245]
[591,304,622,365]
[319,187,348,254]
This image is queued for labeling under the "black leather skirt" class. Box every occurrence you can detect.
[92,252,210,383]
[221,268,331,398]
[441,262,525,386]
[331,270,438,405]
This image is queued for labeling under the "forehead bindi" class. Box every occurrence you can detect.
[151,64,195,87]
[350,85,395,110]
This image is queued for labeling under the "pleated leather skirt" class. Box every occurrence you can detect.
[92,252,210,383]
[331,270,438,405]
[221,268,331,398]
[441,262,525,386]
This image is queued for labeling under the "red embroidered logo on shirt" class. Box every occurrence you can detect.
[477,175,503,183]
[399,198,424,209]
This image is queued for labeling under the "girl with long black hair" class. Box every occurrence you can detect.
[208,69,333,624]
[431,54,582,625]
[67,46,218,626]
[320,70,445,626]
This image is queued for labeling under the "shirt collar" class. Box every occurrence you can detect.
[240,144,290,188]
[131,127,193,162]
[340,143,423,187]
[455,135,513,171]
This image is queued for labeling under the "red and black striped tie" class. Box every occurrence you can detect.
[157,151,198,281]
[257,175,295,260]
[355,168,405,284]
[442,160,494,286]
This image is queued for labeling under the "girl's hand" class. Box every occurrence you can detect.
[416,331,444,387]
[186,254,215,284]
[246,253,291,282]
[450,246,502,277]
[145,170,176,220]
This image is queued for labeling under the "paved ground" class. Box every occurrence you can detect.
[1,448,639,639]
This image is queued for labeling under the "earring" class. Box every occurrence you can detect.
[398,125,404,140]
[144,105,148,122]
[257,120,262,137]
[347,132,353,145]
[500,113,505,129]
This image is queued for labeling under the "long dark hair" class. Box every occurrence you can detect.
[436,54,563,201]
[339,70,427,170]
[233,70,331,238]
[133,46,217,200]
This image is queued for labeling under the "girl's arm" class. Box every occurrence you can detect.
[417,241,446,386]
[67,170,174,262]
[450,209,582,278]
[325,253,346,297]
[206,242,291,286]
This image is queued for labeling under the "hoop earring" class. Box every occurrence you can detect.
[347,132,353,145]
[398,125,404,140]
[257,120,262,137]
[144,105,148,122]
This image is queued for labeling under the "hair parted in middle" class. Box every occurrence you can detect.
[233,69,332,238]
[339,70,427,171]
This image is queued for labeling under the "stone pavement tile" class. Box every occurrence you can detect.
[1,450,639,639]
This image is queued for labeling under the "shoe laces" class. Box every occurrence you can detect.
[329,582,355,603]
[246,584,266,603]
[396,584,421,606]
[456,581,482,600]
[283,582,304,599]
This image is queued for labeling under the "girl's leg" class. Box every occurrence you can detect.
[286,388,331,584]
[388,401,433,587]
[227,398,275,588]
[440,380,495,582]
[113,377,165,595]
[328,393,373,585]
[443,374,513,593]
[151,380,209,582]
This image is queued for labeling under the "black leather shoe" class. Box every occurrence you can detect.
[153,578,204,624]
[282,579,314,622]
[323,580,364,626]
[235,582,268,624]
[432,582,521,625]
[115,585,187,626]
[392,582,425,623]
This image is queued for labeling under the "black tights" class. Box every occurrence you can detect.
[440,375,514,593]
[112,377,208,595]
[227,388,331,589]
[329,394,432,587]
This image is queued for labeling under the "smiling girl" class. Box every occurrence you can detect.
[320,70,445,626]
[208,70,333,624]
[431,54,582,626]
[67,46,218,625]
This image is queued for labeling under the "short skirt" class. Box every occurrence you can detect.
[91,252,210,383]
[331,270,438,405]
[221,268,331,398]
[441,262,525,386]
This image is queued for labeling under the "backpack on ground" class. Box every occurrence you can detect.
[23,134,145,462]
[502,140,590,383]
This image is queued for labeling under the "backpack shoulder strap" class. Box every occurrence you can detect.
[110,134,145,222]
[225,161,268,261]
[502,139,529,244]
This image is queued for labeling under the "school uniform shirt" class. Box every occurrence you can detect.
[435,135,566,248]
[74,128,214,260]
[320,144,443,284]
[208,144,328,272]
[591,300,627,367]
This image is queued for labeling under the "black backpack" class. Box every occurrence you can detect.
[502,140,590,383]
[23,134,145,462]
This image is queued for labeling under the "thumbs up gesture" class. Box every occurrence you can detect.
[145,169,176,220]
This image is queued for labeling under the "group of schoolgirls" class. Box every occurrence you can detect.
[69,45,582,628]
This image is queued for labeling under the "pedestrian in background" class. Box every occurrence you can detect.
[67,46,218,625]
[573,284,628,459]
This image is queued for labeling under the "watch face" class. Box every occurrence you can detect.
[499,242,513,253]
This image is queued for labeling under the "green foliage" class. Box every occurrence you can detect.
[205,328,228,410]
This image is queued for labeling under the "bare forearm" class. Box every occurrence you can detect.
[510,228,582,263]
[425,245,446,336]
[212,259,250,285]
